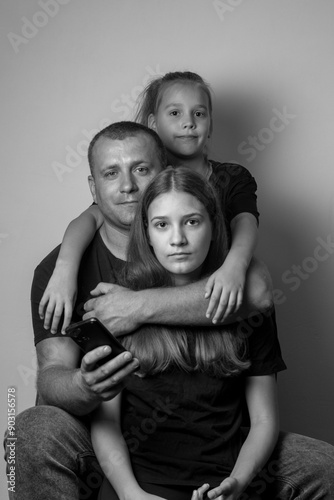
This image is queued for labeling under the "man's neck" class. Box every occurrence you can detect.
[99,222,129,261]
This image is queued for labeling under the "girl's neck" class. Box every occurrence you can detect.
[167,153,210,177]
[172,267,203,287]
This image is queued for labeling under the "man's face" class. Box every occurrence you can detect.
[88,134,163,232]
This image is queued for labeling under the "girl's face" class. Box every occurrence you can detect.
[148,82,211,161]
[147,190,212,286]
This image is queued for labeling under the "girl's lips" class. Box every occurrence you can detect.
[177,135,197,139]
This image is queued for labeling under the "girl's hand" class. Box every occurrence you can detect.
[39,264,77,334]
[191,483,210,499]
[204,262,246,324]
[89,282,122,297]
[206,477,239,500]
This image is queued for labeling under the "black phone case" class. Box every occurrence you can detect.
[65,318,126,364]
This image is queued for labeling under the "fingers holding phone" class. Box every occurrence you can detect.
[80,347,139,401]
[66,318,139,402]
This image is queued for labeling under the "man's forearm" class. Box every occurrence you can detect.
[139,278,254,326]
[37,365,99,416]
[83,275,272,335]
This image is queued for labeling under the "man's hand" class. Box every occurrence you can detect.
[83,283,143,336]
[78,346,139,402]
[36,335,139,415]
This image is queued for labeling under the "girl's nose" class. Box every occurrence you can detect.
[182,113,195,129]
[170,226,187,246]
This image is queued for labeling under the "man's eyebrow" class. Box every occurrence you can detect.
[131,160,151,166]
[99,160,152,174]
[99,164,119,173]
[101,162,119,169]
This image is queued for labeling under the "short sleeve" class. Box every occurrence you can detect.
[241,308,287,376]
[31,245,63,345]
[209,161,259,225]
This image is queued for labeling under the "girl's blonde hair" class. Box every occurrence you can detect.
[118,167,250,378]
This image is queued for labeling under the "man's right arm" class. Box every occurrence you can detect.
[36,336,139,416]
[32,246,138,416]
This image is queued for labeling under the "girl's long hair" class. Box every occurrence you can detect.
[117,167,250,378]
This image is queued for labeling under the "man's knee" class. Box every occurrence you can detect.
[6,405,89,464]
[17,405,78,437]
[275,431,334,478]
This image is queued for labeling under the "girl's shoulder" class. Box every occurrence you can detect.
[208,160,258,196]
[209,160,255,179]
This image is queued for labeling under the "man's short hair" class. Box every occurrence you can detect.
[88,121,167,174]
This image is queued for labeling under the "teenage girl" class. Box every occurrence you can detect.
[91,167,284,500]
[39,71,267,333]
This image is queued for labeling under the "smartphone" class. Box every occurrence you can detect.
[65,318,126,365]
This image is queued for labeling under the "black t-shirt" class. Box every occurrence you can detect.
[31,232,125,345]
[209,161,259,226]
[122,313,286,488]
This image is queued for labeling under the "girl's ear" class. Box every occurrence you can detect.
[145,222,153,247]
[208,118,213,138]
[148,113,157,131]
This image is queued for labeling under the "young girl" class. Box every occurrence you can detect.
[39,71,268,334]
[91,167,284,500]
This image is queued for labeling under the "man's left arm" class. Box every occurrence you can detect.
[83,270,273,336]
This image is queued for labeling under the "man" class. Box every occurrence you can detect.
[9,121,268,500]
[9,122,333,499]
[12,122,165,500]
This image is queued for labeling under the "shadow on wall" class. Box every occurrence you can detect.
[210,90,334,445]
[258,207,334,445]
[211,90,275,164]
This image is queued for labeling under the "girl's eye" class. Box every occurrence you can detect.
[169,110,179,117]
[186,219,199,226]
[195,111,205,117]
[154,221,167,229]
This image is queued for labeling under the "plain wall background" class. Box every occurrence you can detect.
[1,0,334,495]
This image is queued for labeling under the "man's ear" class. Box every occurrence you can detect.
[148,113,157,131]
[88,175,97,203]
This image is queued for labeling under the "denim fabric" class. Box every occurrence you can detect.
[256,431,334,499]
[4,406,334,500]
[98,431,334,500]
[4,405,103,500]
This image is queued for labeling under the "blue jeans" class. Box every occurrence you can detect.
[4,406,103,500]
[4,405,334,499]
